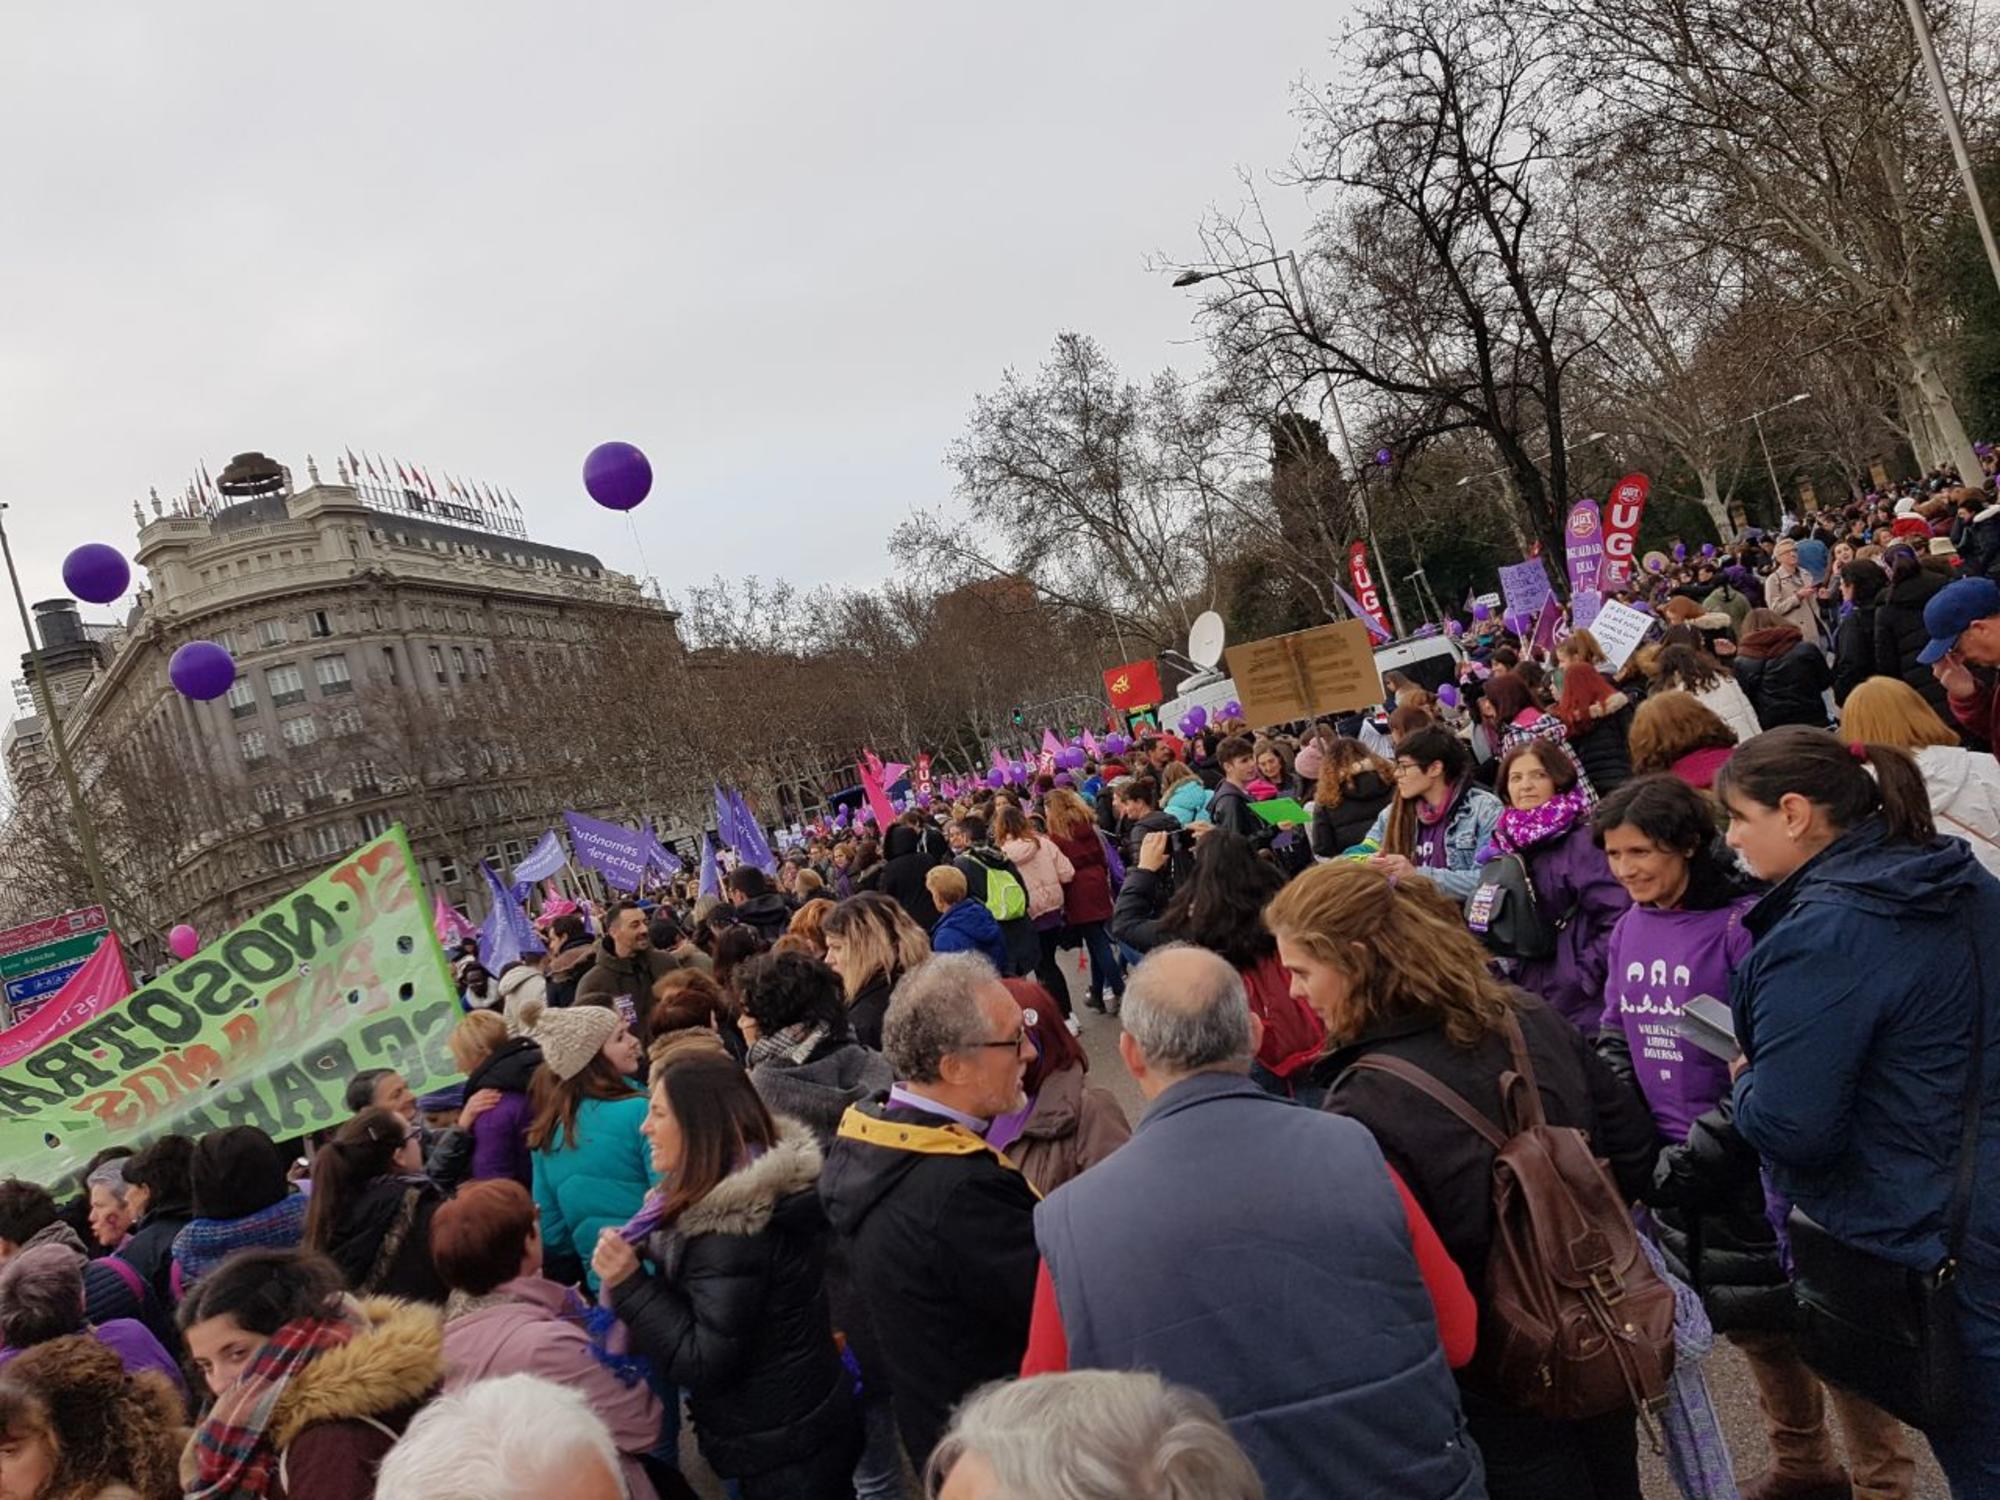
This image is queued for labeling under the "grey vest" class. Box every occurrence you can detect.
[1035,1071,1485,1500]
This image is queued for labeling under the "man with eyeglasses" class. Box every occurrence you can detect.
[820,952,1042,1469]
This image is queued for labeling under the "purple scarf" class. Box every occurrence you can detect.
[1486,788,1591,859]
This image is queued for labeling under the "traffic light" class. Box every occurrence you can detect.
[1011,705,1025,726]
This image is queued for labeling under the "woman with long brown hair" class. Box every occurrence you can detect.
[1308,735,1395,858]
[1042,788,1125,1015]
[303,1107,448,1304]
[520,999,651,1291]
[1627,690,1737,790]
[1264,861,1658,1500]
[821,892,930,1050]
[591,1055,858,1499]
[1353,725,1502,902]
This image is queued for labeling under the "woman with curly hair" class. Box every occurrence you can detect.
[1308,735,1396,859]
[0,1334,184,1499]
[783,897,834,959]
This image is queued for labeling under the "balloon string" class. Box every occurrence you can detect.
[625,515,659,600]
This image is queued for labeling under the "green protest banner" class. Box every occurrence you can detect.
[0,826,460,1188]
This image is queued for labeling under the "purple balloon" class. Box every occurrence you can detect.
[1472,602,1492,622]
[169,640,236,701]
[1186,705,1208,730]
[583,441,653,511]
[987,768,1007,789]
[1376,448,1393,466]
[1437,683,1461,708]
[1701,543,1717,558]
[1057,746,1086,770]
[1221,700,1242,719]
[1673,542,1688,560]
[61,544,129,605]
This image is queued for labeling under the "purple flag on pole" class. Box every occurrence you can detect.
[726,789,778,875]
[640,822,683,877]
[511,829,567,884]
[713,786,743,852]
[563,811,651,892]
[698,835,720,900]
[476,860,545,973]
[1334,582,1392,641]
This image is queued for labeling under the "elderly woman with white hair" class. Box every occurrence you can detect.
[375,1374,628,1500]
[84,1159,137,1252]
[929,1371,1265,1500]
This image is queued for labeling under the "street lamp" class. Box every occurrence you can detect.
[1172,254,1408,636]
[1740,392,1811,523]
[0,505,112,917]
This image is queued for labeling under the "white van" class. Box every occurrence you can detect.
[1151,632,1464,730]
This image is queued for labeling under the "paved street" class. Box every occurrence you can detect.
[683,983,1948,1497]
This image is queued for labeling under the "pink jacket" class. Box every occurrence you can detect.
[1001,835,1075,921]
[441,1276,662,1500]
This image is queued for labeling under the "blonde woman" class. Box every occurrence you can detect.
[820,892,931,1050]
[1265,861,1659,1498]
[1840,675,2000,877]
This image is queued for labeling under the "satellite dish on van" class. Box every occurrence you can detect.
[1188,611,1226,670]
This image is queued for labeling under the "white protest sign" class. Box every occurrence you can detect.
[1587,598,1655,672]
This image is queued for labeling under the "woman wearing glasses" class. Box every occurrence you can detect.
[303,1106,450,1304]
[1352,724,1503,902]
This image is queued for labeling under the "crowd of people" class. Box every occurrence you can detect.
[0,468,1997,1499]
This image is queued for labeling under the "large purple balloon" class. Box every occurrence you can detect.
[1102,733,1129,757]
[986,768,1007,789]
[1186,705,1208,730]
[170,640,236,701]
[1221,700,1242,719]
[1057,746,1086,770]
[61,544,130,605]
[583,442,653,511]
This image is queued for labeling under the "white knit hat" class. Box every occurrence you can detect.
[519,997,622,1082]
[496,966,548,1038]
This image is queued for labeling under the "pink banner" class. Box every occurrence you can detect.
[433,893,478,948]
[858,759,898,833]
[0,933,132,1067]
[1599,475,1652,590]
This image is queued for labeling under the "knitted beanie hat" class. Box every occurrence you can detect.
[519,997,621,1082]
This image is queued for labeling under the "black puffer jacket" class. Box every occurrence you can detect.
[846,973,895,1053]
[1566,705,1635,794]
[732,892,794,946]
[819,1098,1038,1465]
[611,1122,855,1483]
[1733,626,1831,730]
[1875,566,1955,725]
[1310,772,1394,858]
[1831,600,1881,705]
[322,1175,447,1304]
[875,826,938,933]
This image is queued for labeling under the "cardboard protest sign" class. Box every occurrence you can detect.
[1588,598,1655,672]
[0,827,457,1188]
[1223,619,1384,730]
[1498,559,1554,623]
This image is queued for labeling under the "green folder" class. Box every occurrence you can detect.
[1250,797,1311,826]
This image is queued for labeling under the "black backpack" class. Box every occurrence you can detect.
[1465,851,1562,960]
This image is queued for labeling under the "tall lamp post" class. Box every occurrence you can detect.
[1902,0,2000,298]
[1741,392,1811,525]
[0,505,111,916]
[1173,254,1408,636]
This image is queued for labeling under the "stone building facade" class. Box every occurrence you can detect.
[1,453,680,948]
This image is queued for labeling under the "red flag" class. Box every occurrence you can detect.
[1599,473,1653,590]
[1347,541,1391,636]
[1103,658,1162,710]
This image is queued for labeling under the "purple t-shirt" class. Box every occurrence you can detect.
[1602,896,1758,1141]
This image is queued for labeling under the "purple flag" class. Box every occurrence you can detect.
[713,786,742,852]
[698,835,720,900]
[1530,597,1564,654]
[563,810,650,892]
[476,860,545,974]
[726,789,778,875]
[511,829,567,884]
[1565,499,1604,595]
[1334,582,1392,642]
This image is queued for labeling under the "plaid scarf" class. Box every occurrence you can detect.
[745,1019,834,1071]
[189,1301,370,1499]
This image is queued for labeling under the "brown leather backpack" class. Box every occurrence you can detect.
[1347,1011,1675,1422]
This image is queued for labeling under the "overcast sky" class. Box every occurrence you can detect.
[0,2,1335,686]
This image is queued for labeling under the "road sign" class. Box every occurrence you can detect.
[0,931,102,982]
[5,962,85,1008]
[0,907,104,961]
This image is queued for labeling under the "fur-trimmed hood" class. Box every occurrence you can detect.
[268,1297,443,1448]
[676,1118,823,1239]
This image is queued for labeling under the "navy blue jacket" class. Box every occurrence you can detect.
[928,898,1009,971]
[1035,1071,1483,1500]
[1732,819,2000,1272]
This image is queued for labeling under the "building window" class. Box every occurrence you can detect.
[429,646,447,684]
[226,677,257,719]
[314,654,352,695]
[257,619,286,648]
[308,610,332,639]
[265,837,297,869]
[452,609,470,631]
[216,629,238,654]
[369,604,385,630]
[532,619,549,638]
[437,855,460,886]
[502,838,525,867]
[253,783,283,813]
[305,823,348,859]
[330,706,362,738]
[450,646,468,681]
[280,715,318,749]
[350,759,381,791]
[239,730,267,764]
[381,645,399,686]
[265,664,306,707]
[359,811,393,839]
[298,770,330,801]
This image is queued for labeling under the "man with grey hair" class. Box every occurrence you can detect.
[375,1373,625,1500]
[820,951,1041,1467]
[1027,945,1486,1500]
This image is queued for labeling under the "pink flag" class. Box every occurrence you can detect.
[879,762,909,787]
[0,933,133,1067]
[1041,728,1063,756]
[858,759,898,833]
[1082,729,1099,755]
[433,892,478,948]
